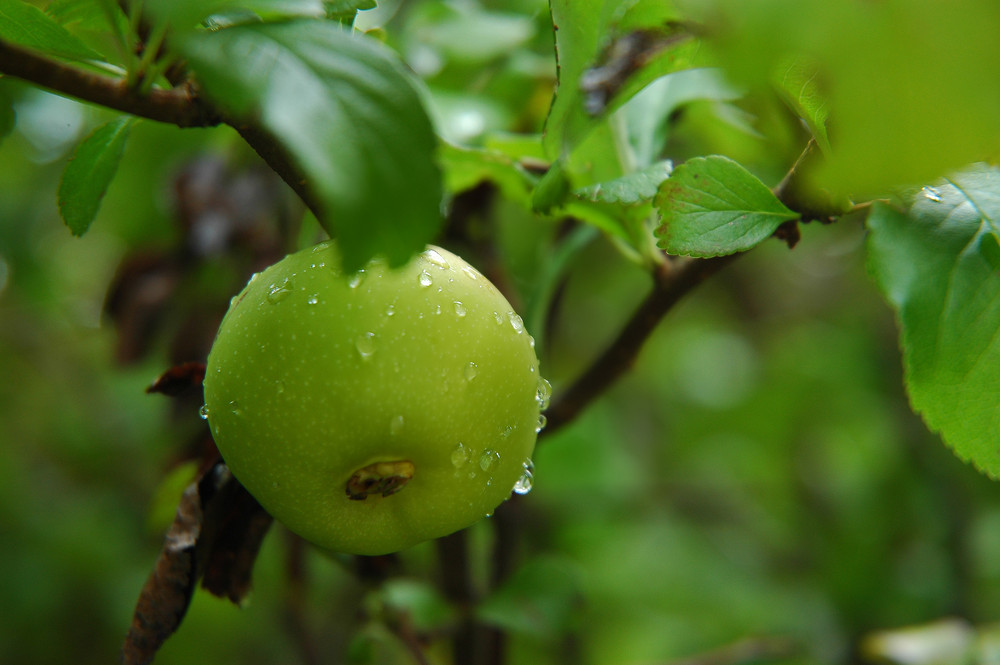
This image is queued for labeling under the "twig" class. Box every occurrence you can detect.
[0,39,219,127]
[543,253,739,436]
[0,40,327,227]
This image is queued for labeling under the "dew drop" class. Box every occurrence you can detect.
[434,304,442,315]
[307,294,319,305]
[348,270,365,289]
[454,301,467,318]
[266,278,293,303]
[418,270,433,288]
[385,304,396,317]
[355,332,376,359]
[462,265,479,280]
[500,424,514,439]
[493,311,504,326]
[922,186,943,202]
[423,248,450,269]
[464,362,478,381]
[513,459,535,495]
[536,377,552,411]
[535,413,548,433]
[247,271,260,284]
[479,448,500,472]
[508,311,525,334]
[451,442,470,468]
[229,400,243,417]
[390,414,405,436]
[275,380,285,395]
[198,404,210,420]
[528,335,535,349]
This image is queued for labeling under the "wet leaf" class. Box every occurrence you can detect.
[867,164,1000,478]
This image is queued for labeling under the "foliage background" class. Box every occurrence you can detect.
[3,1,1000,664]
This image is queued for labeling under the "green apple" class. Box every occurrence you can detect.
[202,241,546,555]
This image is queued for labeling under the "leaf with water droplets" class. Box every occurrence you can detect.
[867,163,1000,478]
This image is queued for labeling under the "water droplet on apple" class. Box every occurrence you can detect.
[479,448,500,472]
[418,270,433,287]
[434,304,442,315]
[536,377,552,410]
[424,248,449,269]
[390,414,405,436]
[355,332,376,359]
[535,413,547,433]
[513,459,534,495]
[348,269,366,289]
[198,404,210,420]
[493,311,504,326]
[462,265,479,280]
[307,294,319,305]
[451,442,470,468]
[464,362,478,381]
[500,424,514,439]
[229,400,243,417]
[508,311,525,333]
[454,301,467,317]
[385,304,395,317]
[266,278,293,303]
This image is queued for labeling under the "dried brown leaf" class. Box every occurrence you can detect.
[121,463,273,665]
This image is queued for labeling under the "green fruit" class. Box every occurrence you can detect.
[203,241,546,555]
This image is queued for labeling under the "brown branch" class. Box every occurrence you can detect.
[0,40,327,225]
[0,40,220,127]
[543,253,739,436]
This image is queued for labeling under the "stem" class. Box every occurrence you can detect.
[0,39,220,127]
[543,253,739,436]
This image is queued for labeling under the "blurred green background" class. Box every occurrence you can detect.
[4,1,1000,664]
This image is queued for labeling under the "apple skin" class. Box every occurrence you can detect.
[203,241,542,555]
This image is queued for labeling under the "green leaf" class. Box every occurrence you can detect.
[775,57,830,155]
[867,164,1000,478]
[178,21,442,271]
[575,160,672,204]
[58,116,135,237]
[438,142,535,206]
[0,0,103,62]
[655,155,798,256]
[544,0,690,159]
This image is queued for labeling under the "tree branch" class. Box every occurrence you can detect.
[543,253,739,436]
[0,40,326,225]
[0,40,220,127]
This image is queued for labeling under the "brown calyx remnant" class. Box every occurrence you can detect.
[346,460,415,501]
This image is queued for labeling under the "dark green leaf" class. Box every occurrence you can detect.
[867,164,1000,478]
[655,155,798,257]
[179,22,442,270]
[0,0,103,62]
[531,161,572,214]
[58,116,135,237]
[575,160,672,204]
